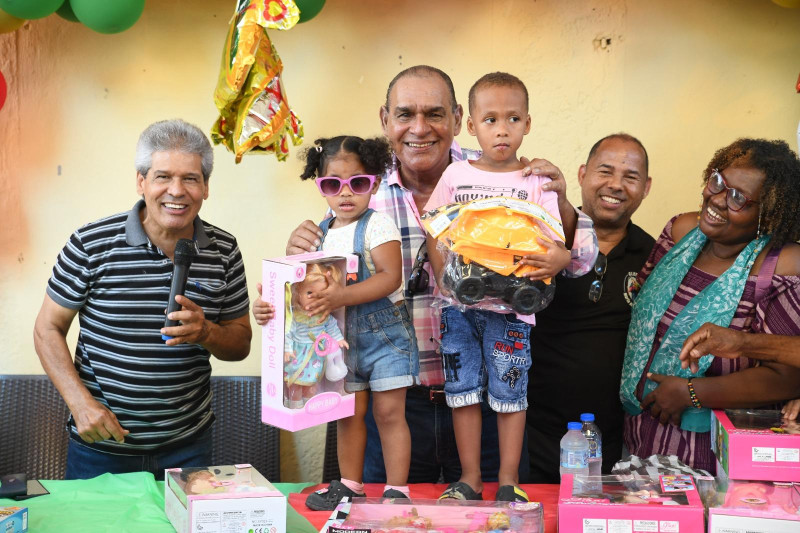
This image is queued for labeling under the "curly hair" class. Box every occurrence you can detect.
[468,72,529,114]
[299,136,392,181]
[703,138,800,246]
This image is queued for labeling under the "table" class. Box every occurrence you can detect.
[289,482,561,532]
[0,473,318,533]
[2,476,561,532]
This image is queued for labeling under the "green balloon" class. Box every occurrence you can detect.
[0,0,63,20]
[55,1,78,22]
[296,0,325,23]
[70,0,144,34]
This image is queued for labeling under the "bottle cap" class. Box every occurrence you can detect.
[567,421,582,430]
[580,413,595,422]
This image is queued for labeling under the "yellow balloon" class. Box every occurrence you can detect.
[772,0,800,8]
[0,7,25,33]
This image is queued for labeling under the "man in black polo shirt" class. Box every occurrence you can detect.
[33,119,252,479]
[527,133,654,482]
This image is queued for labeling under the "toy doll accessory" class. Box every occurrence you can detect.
[315,174,377,196]
[315,332,347,382]
[588,252,607,303]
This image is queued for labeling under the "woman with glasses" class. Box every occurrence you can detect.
[620,138,800,472]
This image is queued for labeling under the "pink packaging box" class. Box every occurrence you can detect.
[708,480,800,533]
[164,464,286,533]
[558,474,705,532]
[320,497,543,532]
[261,252,358,432]
[712,409,800,482]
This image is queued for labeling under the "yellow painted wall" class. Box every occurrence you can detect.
[1,0,798,482]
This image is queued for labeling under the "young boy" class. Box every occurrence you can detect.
[424,72,595,502]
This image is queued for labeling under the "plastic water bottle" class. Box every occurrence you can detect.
[580,413,602,492]
[560,421,589,492]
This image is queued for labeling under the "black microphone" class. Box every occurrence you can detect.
[162,238,198,341]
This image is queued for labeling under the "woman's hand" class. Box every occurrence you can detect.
[252,283,276,326]
[640,372,692,426]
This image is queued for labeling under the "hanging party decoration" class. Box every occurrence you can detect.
[211,0,304,163]
[0,69,7,112]
[55,1,79,22]
[296,0,325,23]
[0,7,24,33]
[0,0,62,20]
[69,0,145,34]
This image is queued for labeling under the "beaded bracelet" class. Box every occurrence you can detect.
[687,378,702,409]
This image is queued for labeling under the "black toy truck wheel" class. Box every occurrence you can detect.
[454,277,485,305]
[509,286,542,314]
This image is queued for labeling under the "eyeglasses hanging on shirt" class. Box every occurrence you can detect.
[406,242,430,296]
[588,252,607,303]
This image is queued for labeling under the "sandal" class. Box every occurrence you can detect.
[438,481,483,501]
[495,484,529,502]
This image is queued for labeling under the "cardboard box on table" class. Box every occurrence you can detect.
[708,480,800,533]
[0,507,27,533]
[712,409,800,482]
[164,464,285,533]
[558,474,705,533]
[261,252,358,432]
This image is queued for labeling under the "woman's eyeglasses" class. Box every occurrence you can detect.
[406,243,429,296]
[707,169,758,212]
[315,175,377,197]
[588,252,607,303]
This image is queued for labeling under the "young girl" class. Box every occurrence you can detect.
[283,263,349,409]
[253,136,418,509]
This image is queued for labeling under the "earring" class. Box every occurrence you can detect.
[757,208,763,238]
[697,195,704,224]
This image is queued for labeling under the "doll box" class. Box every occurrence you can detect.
[164,464,285,533]
[708,480,800,533]
[320,497,544,532]
[0,507,28,533]
[711,409,800,482]
[558,474,705,533]
[261,252,359,432]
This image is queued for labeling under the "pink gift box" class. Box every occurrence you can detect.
[261,252,358,432]
[712,409,800,482]
[708,480,800,533]
[558,474,705,533]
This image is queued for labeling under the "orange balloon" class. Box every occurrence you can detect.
[0,7,25,33]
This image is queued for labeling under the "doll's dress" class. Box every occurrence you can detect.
[284,312,332,386]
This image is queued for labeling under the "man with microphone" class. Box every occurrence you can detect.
[33,119,252,479]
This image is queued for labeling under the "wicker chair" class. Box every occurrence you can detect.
[0,375,70,480]
[0,375,280,482]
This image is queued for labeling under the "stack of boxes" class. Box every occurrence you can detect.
[708,409,800,532]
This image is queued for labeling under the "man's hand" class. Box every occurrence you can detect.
[287,220,323,255]
[679,323,741,373]
[521,157,567,204]
[303,271,345,321]
[252,283,276,326]
[521,240,571,281]
[73,397,130,443]
[161,294,210,346]
[640,372,691,426]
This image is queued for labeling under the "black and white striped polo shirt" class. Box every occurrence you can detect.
[47,200,250,452]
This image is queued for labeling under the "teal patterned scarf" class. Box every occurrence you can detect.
[620,225,768,433]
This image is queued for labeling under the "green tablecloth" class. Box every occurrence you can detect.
[0,472,317,533]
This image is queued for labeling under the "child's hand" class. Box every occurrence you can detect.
[523,239,571,281]
[252,283,276,325]
[304,271,345,321]
[338,339,349,350]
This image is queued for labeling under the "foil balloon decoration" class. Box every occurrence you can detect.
[211,0,304,163]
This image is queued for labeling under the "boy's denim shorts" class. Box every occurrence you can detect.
[346,301,419,393]
[440,306,530,413]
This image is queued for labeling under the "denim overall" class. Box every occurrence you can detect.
[319,209,418,391]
